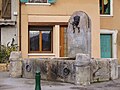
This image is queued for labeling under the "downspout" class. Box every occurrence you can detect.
[19,0,21,51]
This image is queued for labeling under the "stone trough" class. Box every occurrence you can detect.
[9,52,118,85]
[22,58,76,83]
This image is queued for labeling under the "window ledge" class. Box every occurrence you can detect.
[28,53,55,56]
[100,14,113,17]
[25,3,51,6]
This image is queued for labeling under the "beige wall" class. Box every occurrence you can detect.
[21,0,100,58]
[100,0,120,63]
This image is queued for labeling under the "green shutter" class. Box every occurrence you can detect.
[48,0,56,3]
[20,0,28,3]
[100,34,112,58]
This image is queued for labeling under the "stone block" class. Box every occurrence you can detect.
[9,60,22,78]
[109,59,118,80]
[118,65,120,78]
[75,54,91,85]
[75,66,90,85]
[9,51,22,60]
[56,60,75,83]
[22,59,36,79]
[90,59,110,82]
[35,59,49,80]
[67,11,91,58]
[76,53,90,66]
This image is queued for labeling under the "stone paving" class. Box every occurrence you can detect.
[0,72,120,90]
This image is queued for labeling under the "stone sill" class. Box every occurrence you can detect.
[25,3,51,6]
[100,14,113,17]
[28,53,55,56]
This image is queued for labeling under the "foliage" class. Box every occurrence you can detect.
[0,38,18,63]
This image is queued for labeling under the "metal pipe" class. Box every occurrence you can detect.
[35,71,41,90]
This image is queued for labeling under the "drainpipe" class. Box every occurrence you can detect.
[19,0,21,51]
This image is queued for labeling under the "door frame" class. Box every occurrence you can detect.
[100,29,118,58]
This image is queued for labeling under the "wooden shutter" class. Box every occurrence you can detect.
[100,34,112,58]
[20,0,28,3]
[2,0,11,19]
[48,0,56,3]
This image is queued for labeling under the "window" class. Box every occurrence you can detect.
[100,0,113,16]
[2,0,11,19]
[28,0,47,3]
[29,26,53,53]
[28,0,56,3]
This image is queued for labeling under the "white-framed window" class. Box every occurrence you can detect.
[100,0,113,16]
[28,26,53,53]
[26,0,56,5]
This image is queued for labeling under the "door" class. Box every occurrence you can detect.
[60,26,67,57]
[100,34,112,58]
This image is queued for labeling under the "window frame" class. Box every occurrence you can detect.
[100,29,118,58]
[26,0,51,5]
[28,0,48,3]
[28,26,53,53]
[100,0,113,17]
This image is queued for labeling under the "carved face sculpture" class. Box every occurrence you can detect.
[72,16,80,33]
[73,16,80,27]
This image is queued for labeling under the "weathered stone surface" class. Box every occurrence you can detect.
[75,66,90,85]
[35,59,49,80]
[22,59,36,79]
[75,54,91,85]
[56,60,75,83]
[90,59,110,82]
[21,58,118,84]
[22,58,75,83]
[118,65,120,78]
[9,59,22,78]
[109,59,118,80]
[67,11,91,57]
[9,51,22,60]
[76,53,90,66]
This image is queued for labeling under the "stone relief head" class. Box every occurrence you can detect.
[72,15,80,33]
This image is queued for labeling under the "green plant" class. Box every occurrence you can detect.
[0,38,18,63]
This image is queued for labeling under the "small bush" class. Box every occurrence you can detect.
[0,38,18,63]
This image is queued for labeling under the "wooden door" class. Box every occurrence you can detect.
[60,26,67,57]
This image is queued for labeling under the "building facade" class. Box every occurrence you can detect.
[20,0,100,59]
[100,0,120,63]
[0,0,19,46]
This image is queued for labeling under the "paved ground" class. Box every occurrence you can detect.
[0,72,120,90]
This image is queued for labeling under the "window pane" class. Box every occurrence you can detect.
[29,31,39,51]
[100,0,110,15]
[42,31,51,51]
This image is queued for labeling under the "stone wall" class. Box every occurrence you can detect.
[21,57,118,85]
[90,58,118,83]
[22,58,75,83]
[9,52,118,85]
